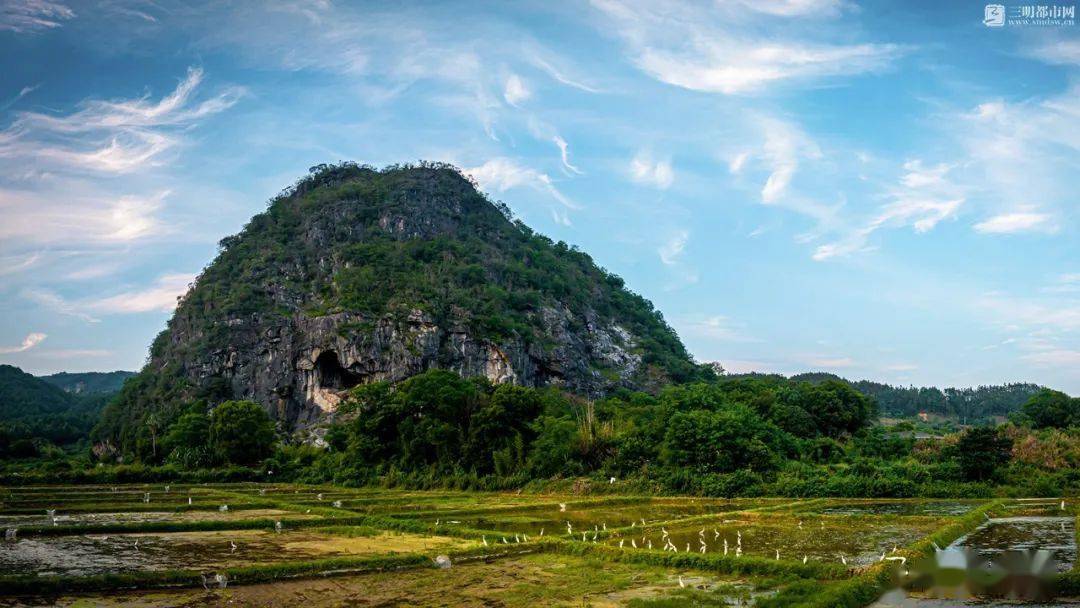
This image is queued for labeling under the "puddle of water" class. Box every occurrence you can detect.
[799,501,983,517]
[0,508,317,528]
[0,529,472,577]
[951,517,1076,572]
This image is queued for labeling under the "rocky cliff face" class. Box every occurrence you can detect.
[101,163,699,442]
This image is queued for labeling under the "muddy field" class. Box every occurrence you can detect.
[0,484,1075,607]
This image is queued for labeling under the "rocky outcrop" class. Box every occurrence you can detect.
[166,305,641,430]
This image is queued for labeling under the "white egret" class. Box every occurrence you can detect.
[776,549,780,560]
[840,555,847,565]
[502,537,508,544]
[215,573,228,589]
[483,536,488,546]
[678,575,685,588]
[619,539,624,548]
[685,542,690,552]
[713,529,719,540]
[723,539,728,555]
[699,542,706,554]
[275,521,283,533]
[631,538,637,548]
[647,540,653,549]
[539,528,544,536]
[230,540,237,552]
[559,503,567,512]
[803,555,808,564]
[609,477,616,484]
[735,546,742,557]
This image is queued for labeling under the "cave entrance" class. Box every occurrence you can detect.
[315,351,362,391]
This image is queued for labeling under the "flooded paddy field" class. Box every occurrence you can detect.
[0,552,783,607]
[0,508,320,528]
[606,514,946,566]
[792,499,984,517]
[0,528,475,576]
[416,497,785,535]
[952,516,1077,571]
[1,484,1075,607]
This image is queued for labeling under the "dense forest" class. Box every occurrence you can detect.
[0,366,124,458]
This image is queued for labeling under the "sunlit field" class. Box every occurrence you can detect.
[1,484,1076,607]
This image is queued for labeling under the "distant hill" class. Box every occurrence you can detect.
[97,162,707,454]
[41,371,136,395]
[0,365,123,451]
[787,372,1041,422]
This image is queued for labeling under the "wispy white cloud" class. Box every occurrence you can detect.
[805,355,856,368]
[0,1,74,33]
[813,160,964,261]
[552,135,582,175]
[974,207,1055,234]
[630,150,674,189]
[592,0,902,94]
[503,73,530,106]
[1025,38,1080,66]
[86,273,195,314]
[22,288,101,323]
[0,332,46,354]
[22,273,196,322]
[0,188,169,245]
[759,118,821,204]
[0,67,243,175]
[465,157,578,212]
[657,230,688,265]
[679,314,759,343]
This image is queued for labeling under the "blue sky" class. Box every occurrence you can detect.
[0,0,1076,393]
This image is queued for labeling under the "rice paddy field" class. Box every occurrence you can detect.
[0,485,1077,607]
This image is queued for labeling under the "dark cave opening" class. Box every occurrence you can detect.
[315,351,362,391]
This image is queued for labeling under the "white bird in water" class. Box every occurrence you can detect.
[539,528,544,536]
[685,542,690,552]
[803,555,808,564]
[713,529,719,540]
[647,540,653,549]
[678,575,685,588]
[502,537,508,544]
[559,503,567,512]
[1061,500,1066,511]
[775,549,780,560]
[619,539,624,548]
[133,539,140,551]
[631,538,637,548]
[840,554,847,565]
[483,536,488,546]
[188,497,192,505]
[230,540,237,552]
[723,539,728,555]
